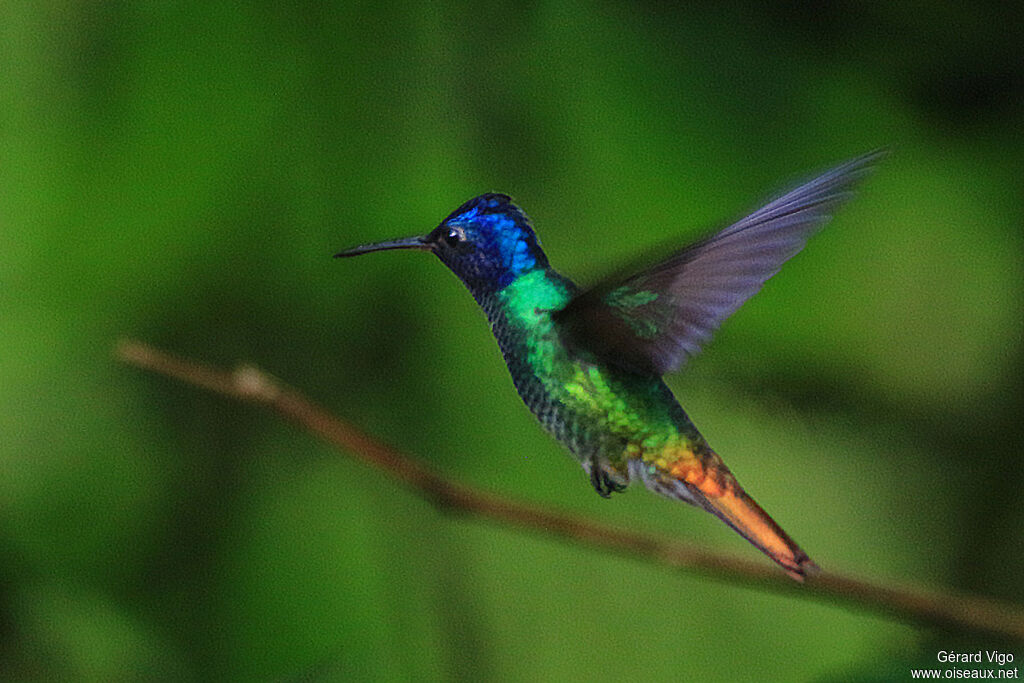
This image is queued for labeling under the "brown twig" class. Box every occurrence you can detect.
[116,339,1024,642]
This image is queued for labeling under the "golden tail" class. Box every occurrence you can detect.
[631,451,818,581]
[693,485,818,582]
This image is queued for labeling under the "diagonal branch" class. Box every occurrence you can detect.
[116,339,1024,642]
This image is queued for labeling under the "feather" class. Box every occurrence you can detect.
[554,150,887,375]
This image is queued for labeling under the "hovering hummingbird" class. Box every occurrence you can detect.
[336,151,883,581]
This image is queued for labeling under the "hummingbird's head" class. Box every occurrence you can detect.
[336,194,548,293]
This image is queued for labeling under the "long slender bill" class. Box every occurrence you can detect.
[334,235,431,258]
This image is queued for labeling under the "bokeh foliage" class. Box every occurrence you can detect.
[2,2,1022,680]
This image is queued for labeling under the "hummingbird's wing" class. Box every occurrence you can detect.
[554,150,885,375]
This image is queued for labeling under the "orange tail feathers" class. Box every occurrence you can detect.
[694,485,818,582]
[631,454,818,581]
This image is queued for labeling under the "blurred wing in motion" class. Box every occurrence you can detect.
[555,150,886,375]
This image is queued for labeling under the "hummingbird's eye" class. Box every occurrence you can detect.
[443,227,464,247]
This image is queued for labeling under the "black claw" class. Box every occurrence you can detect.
[590,463,611,498]
[589,460,625,498]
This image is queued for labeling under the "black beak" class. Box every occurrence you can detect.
[334,235,431,258]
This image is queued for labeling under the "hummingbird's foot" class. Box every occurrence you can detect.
[589,459,628,498]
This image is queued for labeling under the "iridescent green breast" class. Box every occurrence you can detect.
[489,269,701,467]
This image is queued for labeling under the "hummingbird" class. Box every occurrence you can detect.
[335,151,883,581]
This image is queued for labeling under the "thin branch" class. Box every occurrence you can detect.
[116,339,1024,642]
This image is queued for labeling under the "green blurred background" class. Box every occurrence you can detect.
[3,2,1022,680]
